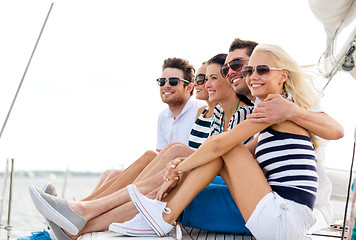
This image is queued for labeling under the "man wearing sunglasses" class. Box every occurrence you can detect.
[184,38,344,234]
[223,38,343,139]
[156,57,205,152]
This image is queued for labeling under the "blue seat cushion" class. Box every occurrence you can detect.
[181,176,250,234]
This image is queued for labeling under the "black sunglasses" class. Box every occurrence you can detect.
[194,74,206,85]
[241,65,284,78]
[156,77,191,87]
[220,58,248,78]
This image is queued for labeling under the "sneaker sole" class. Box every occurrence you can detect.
[127,185,165,237]
[29,185,79,235]
[109,223,156,237]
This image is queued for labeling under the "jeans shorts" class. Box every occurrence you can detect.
[245,192,315,240]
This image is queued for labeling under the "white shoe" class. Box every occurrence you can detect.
[127,184,174,237]
[109,213,156,237]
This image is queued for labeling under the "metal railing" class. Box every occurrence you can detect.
[0,159,14,240]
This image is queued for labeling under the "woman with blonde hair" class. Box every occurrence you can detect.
[123,44,322,240]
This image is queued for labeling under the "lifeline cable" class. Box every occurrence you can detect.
[342,126,356,239]
[0,3,54,142]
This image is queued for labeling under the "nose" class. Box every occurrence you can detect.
[205,78,212,89]
[163,79,172,87]
[226,66,241,79]
[250,68,259,79]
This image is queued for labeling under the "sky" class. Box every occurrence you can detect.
[0,0,355,173]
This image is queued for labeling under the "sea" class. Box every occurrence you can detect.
[0,172,102,239]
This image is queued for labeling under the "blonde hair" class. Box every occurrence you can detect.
[253,44,322,149]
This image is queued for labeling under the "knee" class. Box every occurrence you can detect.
[107,169,122,179]
[101,169,122,184]
[101,169,113,179]
[167,143,191,157]
[141,150,158,163]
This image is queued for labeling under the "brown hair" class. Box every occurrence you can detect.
[229,38,258,57]
[162,57,195,95]
[162,57,195,83]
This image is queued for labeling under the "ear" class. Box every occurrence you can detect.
[279,70,288,85]
[186,82,194,93]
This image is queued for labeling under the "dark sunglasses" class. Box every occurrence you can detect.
[194,74,206,85]
[242,65,284,79]
[156,77,191,87]
[220,58,248,78]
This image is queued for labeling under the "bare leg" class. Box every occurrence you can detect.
[84,143,193,200]
[91,169,123,192]
[71,171,165,221]
[162,158,224,224]
[159,143,271,225]
[82,150,158,201]
[135,143,194,182]
[70,190,158,240]
[220,143,271,221]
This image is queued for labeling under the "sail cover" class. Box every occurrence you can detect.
[309,0,356,79]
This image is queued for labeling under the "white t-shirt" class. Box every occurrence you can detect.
[156,97,205,151]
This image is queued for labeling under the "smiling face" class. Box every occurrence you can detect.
[205,63,235,103]
[224,48,251,98]
[160,67,191,106]
[194,64,209,101]
[245,51,287,101]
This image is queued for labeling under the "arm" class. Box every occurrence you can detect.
[176,119,270,173]
[247,94,344,140]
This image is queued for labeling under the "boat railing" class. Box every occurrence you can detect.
[0,158,14,240]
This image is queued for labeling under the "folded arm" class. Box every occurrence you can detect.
[247,94,344,140]
[176,120,269,173]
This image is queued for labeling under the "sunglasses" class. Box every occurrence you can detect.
[156,77,191,87]
[242,65,284,78]
[220,58,248,78]
[194,74,206,85]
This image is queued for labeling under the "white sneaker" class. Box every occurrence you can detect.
[127,184,174,237]
[109,213,156,237]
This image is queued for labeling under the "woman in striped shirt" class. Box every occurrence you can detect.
[128,44,322,240]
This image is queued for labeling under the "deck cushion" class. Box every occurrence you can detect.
[181,176,250,234]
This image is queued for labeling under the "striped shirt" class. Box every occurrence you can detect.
[255,127,318,209]
[188,108,211,150]
[210,104,254,143]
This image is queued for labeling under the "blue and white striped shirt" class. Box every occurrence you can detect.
[210,104,254,143]
[188,108,211,150]
[255,127,318,209]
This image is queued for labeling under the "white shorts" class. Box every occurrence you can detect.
[245,192,315,240]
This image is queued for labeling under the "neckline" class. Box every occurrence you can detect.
[220,99,241,133]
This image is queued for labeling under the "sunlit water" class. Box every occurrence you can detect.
[0,174,101,239]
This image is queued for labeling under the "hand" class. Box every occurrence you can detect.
[247,94,296,124]
[164,158,183,182]
[156,179,178,200]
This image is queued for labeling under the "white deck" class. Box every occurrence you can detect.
[79,226,346,240]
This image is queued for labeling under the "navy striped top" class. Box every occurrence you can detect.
[188,108,211,150]
[210,104,254,144]
[255,127,318,209]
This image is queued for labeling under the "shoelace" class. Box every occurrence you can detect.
[144,197,172,215]
[163,207,171,214]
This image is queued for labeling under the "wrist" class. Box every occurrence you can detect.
[288,103,302,123]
